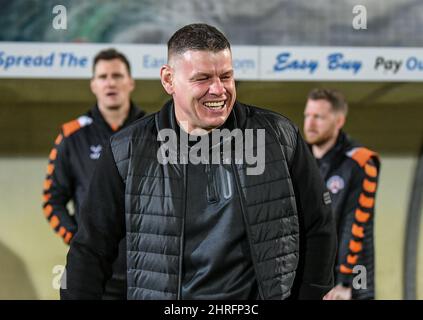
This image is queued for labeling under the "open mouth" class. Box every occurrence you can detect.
[106,92,117,97]
[203,100,226,110]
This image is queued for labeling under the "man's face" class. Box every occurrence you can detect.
[161,49,236,133]
[303,99,343,146]
[90,59,134,112]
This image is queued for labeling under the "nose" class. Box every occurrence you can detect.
[304,116,315,130]
[106,76,117,87]
[209,77,225,96]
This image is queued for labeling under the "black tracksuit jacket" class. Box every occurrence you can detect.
[42,103,145,299]
[315,131,380,299]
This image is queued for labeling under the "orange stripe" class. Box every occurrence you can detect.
[347,254,359,265]
[365,164,377,178]
[43,179,53,191]
[64,232,73,244]
[355,208,371,223]
[111,124,119,132]
[350,148,377,167]
[42,193,51,203]
[352,223,364,238]
[49,148,57,161]
[363,179,377,193]
[349,240,362,253]
[55,134,63,145]
[62,120,81,137]
[58,227,66,237]
[43,205,53,218]
[46,163,54,175]
[340,264,353,274]
[50,215,60,229]
[359,193,374,208]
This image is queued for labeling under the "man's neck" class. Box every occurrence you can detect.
[312,135,338,159]
[99,101,131,129]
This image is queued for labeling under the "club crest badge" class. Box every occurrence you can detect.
[326,175,345,194]
[89,145,102,159]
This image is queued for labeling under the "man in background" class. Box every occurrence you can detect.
[303,88,380,300]
[42,48,145,299]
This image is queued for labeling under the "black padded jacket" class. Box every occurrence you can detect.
[61,101,336,300]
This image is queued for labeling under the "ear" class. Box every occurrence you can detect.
[336,113,346,130]
[90,78,96,95]
[160,64,174,95]
[128,77,135,93]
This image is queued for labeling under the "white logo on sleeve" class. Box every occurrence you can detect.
[89,145,102,159]
[326,175,345,194]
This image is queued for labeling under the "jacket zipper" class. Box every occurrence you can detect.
[231,160,265,300]
[206,163,219,203]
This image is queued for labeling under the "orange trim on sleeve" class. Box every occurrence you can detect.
[58,227,67,237]
[350,148,377,168]
[349,240,362,253]
[365,164,378,178]
[340,264,353,274]
[359,193,374,208]
[62,119,81,137]
[43,193,51,202]
[355,208,371,223]
[352,223,364,238]
[43,205,53,218]
[50,215,60,229]
[49,148,57,161]
[64,232,73,244]
[43,179,53,191]
[46,164,54,175]
[363,179,377,193]
[347,254,359,265]
[55,134,63,145]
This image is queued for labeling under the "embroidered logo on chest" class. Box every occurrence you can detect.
[89,145,102,159]
[326,175,345,194]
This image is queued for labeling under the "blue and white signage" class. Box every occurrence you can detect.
[1,42,423,81]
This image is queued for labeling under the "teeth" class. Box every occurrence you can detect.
[204,101,225,108]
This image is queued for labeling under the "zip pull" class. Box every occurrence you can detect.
[206,164,219,203]
[219,167,233,200]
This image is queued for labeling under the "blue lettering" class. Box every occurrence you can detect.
[44,53,55,67]
[5,55,16,69]
[406,57,423,71]
[327,53,362,74]
[233,59,255,72]
[59,52,87,67]
[143,55,166,68]
[33,56,43,67]
[0,51,55,70]
[79,57,87,67]
[273,52,318,74]
[23,56,32,66]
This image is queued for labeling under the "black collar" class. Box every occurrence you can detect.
[91,101,144,132]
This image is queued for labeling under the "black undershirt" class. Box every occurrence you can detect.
[181,133,258,300]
